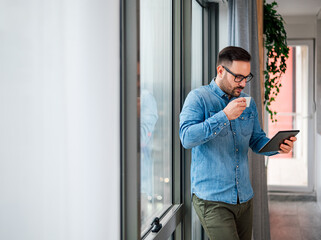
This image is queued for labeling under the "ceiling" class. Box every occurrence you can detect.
[207,0,321,17]
[265,0,321,16]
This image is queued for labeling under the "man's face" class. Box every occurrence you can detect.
[218,61,251,99]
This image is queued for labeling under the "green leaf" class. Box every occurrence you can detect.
[264,0,287,123]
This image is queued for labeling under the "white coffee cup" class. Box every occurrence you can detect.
[244,97,251,107]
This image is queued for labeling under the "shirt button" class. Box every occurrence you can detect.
[214,132,217,135]
[224,123,227,125]
[236,149,238,152]
[242,117,244,119]
[237,165,239,168]
[237,181,239,184]
[233,132,236,135]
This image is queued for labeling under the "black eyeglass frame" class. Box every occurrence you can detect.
[222,66,254,83]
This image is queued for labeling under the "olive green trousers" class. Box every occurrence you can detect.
[192,194,253,240]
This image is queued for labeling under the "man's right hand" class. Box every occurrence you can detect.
[223,98,247,120]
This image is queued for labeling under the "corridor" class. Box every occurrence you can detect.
[269,200,321,240]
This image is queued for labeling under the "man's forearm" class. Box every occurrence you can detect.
[179,110,230,149]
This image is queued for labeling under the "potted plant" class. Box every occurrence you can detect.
[263,0,289,122]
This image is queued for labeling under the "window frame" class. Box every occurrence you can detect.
[121,0,184,239]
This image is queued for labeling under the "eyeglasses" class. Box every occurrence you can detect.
[222,66,254,83]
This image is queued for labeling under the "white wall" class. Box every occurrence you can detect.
[283,16,317,39]
[0,1,120,239]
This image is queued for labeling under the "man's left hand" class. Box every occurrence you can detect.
[279,136,297,154]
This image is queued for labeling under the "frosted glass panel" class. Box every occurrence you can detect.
[140,0,172,235]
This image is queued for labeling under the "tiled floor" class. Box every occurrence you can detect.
[269,200,321,240]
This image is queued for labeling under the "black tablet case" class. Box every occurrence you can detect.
[258,130,300,153]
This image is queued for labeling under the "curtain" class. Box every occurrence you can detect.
[228,1,271,240]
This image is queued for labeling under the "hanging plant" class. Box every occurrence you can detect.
[263,0,289,122]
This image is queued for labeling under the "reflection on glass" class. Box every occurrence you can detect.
[140,0,172,235]
[191,0,203,90]
[267,46,309,187]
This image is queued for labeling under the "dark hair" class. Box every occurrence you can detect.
[217,46,251,67]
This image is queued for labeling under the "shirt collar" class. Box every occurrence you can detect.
[210,78,228,98]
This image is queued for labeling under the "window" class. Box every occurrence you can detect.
[140,0,173,235]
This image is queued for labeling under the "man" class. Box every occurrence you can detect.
[179,46,296,240]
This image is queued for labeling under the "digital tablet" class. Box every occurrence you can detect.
[258,130,300,153]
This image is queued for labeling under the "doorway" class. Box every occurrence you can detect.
[267,39,315,192]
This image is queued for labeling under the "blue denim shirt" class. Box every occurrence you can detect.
[179,80,277,204]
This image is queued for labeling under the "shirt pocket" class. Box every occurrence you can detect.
[209,111,228,137]
[239,112,254,136]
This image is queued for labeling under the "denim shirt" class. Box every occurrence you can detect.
[179,80,277,204]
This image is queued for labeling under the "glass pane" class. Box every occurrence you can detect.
[191,0,203,89]
[140,0,172,235]
[267,46,309,187]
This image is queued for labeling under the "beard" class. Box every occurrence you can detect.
[231,87,244,97]
[218,77,244,98]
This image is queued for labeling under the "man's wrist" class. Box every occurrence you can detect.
[223,109,230,120]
